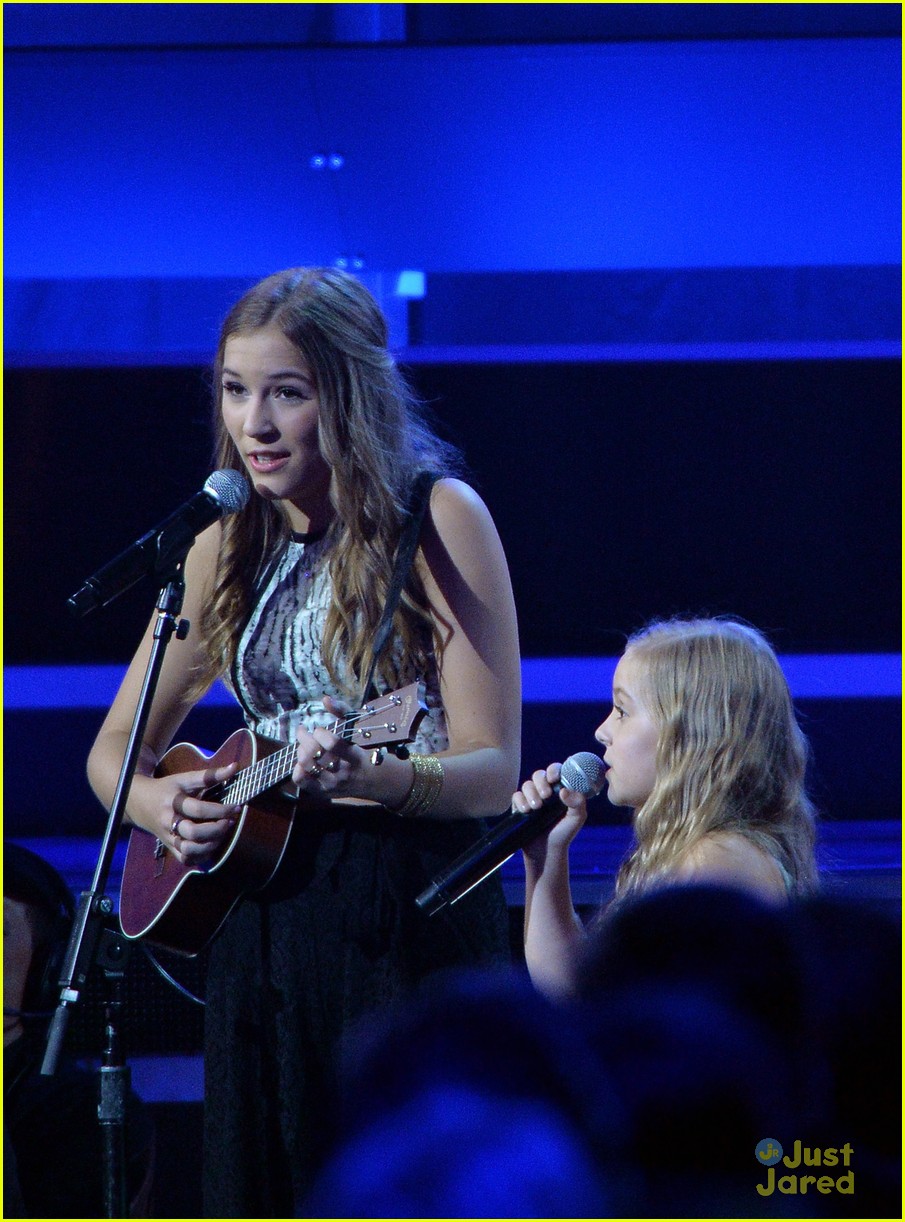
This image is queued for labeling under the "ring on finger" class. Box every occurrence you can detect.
[324,759,339,773]
[312,748,324,761]
[171,814,184,840]
[306,763,323,779]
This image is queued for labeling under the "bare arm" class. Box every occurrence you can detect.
[517,764,590,999]
[291,478,523,817]
[413,477,522,814]
[86,523,240,863]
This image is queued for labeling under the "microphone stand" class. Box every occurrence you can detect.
[41,564,191,1217]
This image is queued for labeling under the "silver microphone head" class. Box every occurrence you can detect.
[204,468,250,515]
[560,751,605,796]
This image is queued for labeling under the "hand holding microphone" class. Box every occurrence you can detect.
[415,752,605,916]
[515,758,597,862]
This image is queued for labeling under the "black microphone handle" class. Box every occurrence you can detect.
[415,789,570,917]
[67,489,223,617]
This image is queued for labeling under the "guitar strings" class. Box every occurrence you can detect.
[214,693,407,805]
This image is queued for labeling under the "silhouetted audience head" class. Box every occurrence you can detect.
[572,882,900,1218]
[303,968,634,1218]
[3,842,156,1218]
[570,886,802,1215]
[603,986,807,1216]
[300,883,898,1220]
[581,882,804,1045]
[4,842,76,1028]
[789,894,901,1216]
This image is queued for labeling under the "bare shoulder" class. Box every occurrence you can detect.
[428,477,494,532]
[177,519,224,623]
[186,519,223,579]
[417,477,517,644]
[674,831,788,903]
[421,478,505,571]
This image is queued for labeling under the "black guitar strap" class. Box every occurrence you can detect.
[358,470,438,707]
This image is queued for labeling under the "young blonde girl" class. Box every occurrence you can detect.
[517,618,817,996]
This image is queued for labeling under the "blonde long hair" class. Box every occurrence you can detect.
[193,267,462,699]
[614,618,818,898]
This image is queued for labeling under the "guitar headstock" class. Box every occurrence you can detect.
[343,682,428,752]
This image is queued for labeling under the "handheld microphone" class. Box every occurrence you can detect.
[415,751,605,916]
[68,469,250,617]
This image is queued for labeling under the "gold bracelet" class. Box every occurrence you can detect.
[394,753,444,818]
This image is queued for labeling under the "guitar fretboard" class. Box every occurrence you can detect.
[218,742,298,805]
[208,693,411,806]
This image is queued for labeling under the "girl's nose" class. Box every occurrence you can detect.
[243,395,276,437]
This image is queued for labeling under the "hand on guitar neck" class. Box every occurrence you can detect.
[290,694,418,813]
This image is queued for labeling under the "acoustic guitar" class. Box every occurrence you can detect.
[118,683,426,956]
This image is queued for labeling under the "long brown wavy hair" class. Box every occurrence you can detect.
[192,267,463,700]
[614,618,818,898]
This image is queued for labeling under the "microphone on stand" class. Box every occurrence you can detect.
[415,751,605,916]
[67,469,250,617]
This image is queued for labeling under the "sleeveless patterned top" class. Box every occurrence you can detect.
[232,531,448,753]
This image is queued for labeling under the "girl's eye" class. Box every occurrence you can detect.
[613,705,626,720]
[222,381,246,397]
[274,385,309,402]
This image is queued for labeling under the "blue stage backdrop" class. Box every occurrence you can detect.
[4,4,899,886]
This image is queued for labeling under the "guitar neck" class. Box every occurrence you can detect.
[218,741,298,806]
[209,687,423,807]
[212,713,358,806]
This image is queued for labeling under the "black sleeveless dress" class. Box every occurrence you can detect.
[202,533,511,1217]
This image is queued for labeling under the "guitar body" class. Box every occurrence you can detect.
[119,731,296,956]
[117,682,426,957]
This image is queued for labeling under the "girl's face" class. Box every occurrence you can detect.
[221,326,332,532]
[595,651,660,811]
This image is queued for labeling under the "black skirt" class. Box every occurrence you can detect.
[202,807,511,1218]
